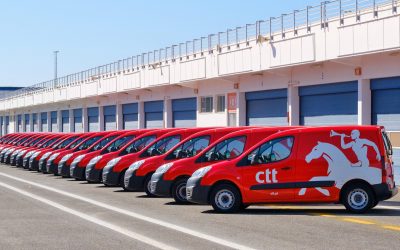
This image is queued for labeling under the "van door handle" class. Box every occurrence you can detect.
[282,166,292,171]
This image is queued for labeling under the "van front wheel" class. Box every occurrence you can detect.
[210,184,242,213]
[342,183,375,213]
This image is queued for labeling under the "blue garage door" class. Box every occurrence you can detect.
[33,114,38,132]
[246,89,288,126]
[0,117,2,136]
[41,112,48,132]
[61,110,69,132]
[145,101,164,128]
[24,114,30,132]
[371,76,400,131]
[300,81,358,125]
[88,107,99,132]
[50,111,58,132]
[73,109,83,132]
[17,115,22,132]
[104,105,116,131]
[123,103,138,130]
[5,116,9,134]
[172,98,197,128]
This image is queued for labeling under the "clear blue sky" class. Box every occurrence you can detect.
[0,0,317,87]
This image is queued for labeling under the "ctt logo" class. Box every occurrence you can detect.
[256,169,278,184]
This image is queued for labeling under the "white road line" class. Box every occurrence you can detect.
[0,181,176,250]
[377,205,400,211]
[0,172,255,250]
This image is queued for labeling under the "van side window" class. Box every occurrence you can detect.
[242,137,294,166]
[381,131,393,156]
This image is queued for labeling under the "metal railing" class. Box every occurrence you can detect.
[2,0,398,101]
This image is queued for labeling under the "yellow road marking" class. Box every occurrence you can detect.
[317,214,338,218]
[259,204,400,232]
[382,226,400,231]
[341,218,375,225]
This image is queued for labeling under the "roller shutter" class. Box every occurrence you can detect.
[61,110,69,132]
[246,89,288,126]
[50,111,58,132]
[33,114,38,132]
[73,109,83,132]
[88,107,99,132]
[371,76,400,131]
[172,98,197,128]
[24,114,30,132]
[299,81,358,125]
[144,101,163,128]
[16,115,22,132]
[5,116,9,134]
[122,103,138,130]
[104,105,116,131]
[41,112,48,132]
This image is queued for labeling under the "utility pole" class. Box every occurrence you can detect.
[54,50,59,86]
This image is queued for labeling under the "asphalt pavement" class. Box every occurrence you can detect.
[0,164,399,250]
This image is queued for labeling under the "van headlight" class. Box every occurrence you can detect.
[40,152,52,160]
[32,151,41,158]
[155,162,173,174]
[60,153,73,163]
[127,160,145,172]
[88,155,102,166]
[192,166,212,178]
[104,157,121,172]
[72,154,85,166]
[48,153,60,161]
[18,150,27,156]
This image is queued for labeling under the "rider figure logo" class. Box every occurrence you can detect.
[331,129,381,167]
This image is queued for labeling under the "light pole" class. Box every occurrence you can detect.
[54,50,59,86]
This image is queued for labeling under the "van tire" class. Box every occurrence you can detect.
[144,175,155,197]
[119,170,127,190]
[172,178,189,204]
[210,184,242,213]
[342,183,375,213]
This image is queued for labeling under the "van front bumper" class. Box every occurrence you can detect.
[150,172,172,197]
[102,169,120,186]
[85,165,102,183]
[71,166,86,180]
[124,170,145,191]
[186,176,210,205]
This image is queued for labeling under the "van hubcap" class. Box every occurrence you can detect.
[348,188,368,210]
[215,189,235,209]
[176,183,187,201]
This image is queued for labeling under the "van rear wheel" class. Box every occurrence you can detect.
[342,183,375,213]
[210,184,242,213]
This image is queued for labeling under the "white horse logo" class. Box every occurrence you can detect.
[298,141,381,196]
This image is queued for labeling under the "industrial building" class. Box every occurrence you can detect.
[0,0,399,161]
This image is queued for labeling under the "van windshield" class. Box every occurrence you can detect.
[41,137,58,148]
[167,136,210,160]
[120,136,156,155]
[103,135,136,153]
[55,136,78,149]
[90,135,118,152]
[143,135,181,157]
[203,136,246,162]
[68,137,87,149]
[76,136,103,151]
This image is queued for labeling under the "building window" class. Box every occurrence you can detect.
[216,95,225,112]
[200,96,213,113]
